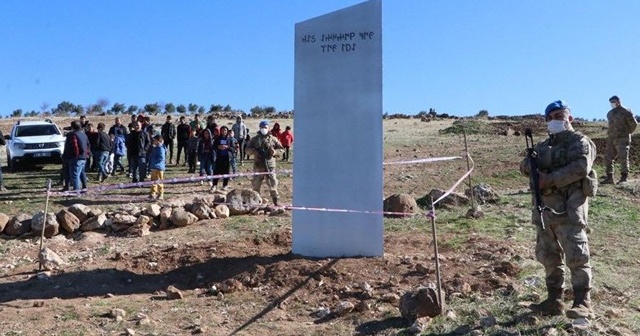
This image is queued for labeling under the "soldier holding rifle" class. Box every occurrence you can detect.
[519,100,597,319]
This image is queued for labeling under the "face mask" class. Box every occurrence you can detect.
[547,120,567,134]
[610,102,618,109]
[259,128,268,135]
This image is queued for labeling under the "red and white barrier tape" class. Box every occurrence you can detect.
[48,154,474,219]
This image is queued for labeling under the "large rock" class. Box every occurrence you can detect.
[0,213,10,233]
[38,247,66,271]
[190,203,213,220]
[145,204,162,218]
[465,183,500,204]
[226,189,263,215]
[170,208,198,227]
[56,209,81,233]
[416,189,469,209]
[399,284,445,320]
[31,211,59,238]
[127,215,151,237]
[214,205,230,219]
[68,204,91,222]
[80,213,107,231]
[3,213,32,236]
[383,193,418,218]
[192,196,217,208]
[108,213,138,231]
[159,206,173,230]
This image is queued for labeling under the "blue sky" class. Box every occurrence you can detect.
[1,1,638,120]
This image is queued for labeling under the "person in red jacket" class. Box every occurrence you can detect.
[270,122,282,139]
[279,125,294,162]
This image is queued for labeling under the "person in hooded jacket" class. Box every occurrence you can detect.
[279,125,294,161]
[111,129,127,175]
[270,122,282,139]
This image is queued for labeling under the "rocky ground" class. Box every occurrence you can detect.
[1,117,639,335]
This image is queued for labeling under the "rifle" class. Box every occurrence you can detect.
[524,128,546,230]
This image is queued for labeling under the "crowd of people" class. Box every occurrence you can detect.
[57,114,294,202]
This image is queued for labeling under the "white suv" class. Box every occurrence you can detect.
[5,119,66,172]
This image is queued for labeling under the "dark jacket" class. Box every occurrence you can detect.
[108,124,128,137]
[161,122,176,140]
[213,135,234,160]
[63,130,90,160]
[87,131,99,152]
[96,131,112,152]
[197,130,215,161]
[127,130,151,157]
[177,123,191,142]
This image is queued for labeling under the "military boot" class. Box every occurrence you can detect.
[601,173,614,184]
[530,287,564,316]
[566,289,595,319]
[272,196,279,207]
[617,173,628,184]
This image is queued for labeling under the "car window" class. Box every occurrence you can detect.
[15,125,60,137]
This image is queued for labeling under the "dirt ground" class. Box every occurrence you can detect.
[1,116,638,335]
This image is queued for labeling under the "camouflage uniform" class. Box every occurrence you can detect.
[246,132,283,204]
[520,129,597,318]
[605,105,637,180]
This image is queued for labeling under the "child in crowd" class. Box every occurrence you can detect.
[111,130,127,175]
[187,129,199,174]
[149,135,166,200]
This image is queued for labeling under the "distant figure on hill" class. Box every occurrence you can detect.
[602,95,637,184]
[520,100,597,320]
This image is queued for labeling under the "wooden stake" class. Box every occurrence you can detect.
[38,179,52,272]
[430,197,443,313]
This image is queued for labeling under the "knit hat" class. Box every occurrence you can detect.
[259,120,269,128]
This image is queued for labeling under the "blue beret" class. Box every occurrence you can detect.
[259,120,269,128]
[544,100,569,118]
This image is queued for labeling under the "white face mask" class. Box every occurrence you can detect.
[547,120,568,134]
[259,128,268,135]
[610,102,618,109]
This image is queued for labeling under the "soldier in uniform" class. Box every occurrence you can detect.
[520,100,597,319]
[602,95,637,184]
[246,120,284,206]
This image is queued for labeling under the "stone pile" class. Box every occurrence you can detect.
[0,188,279,239]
